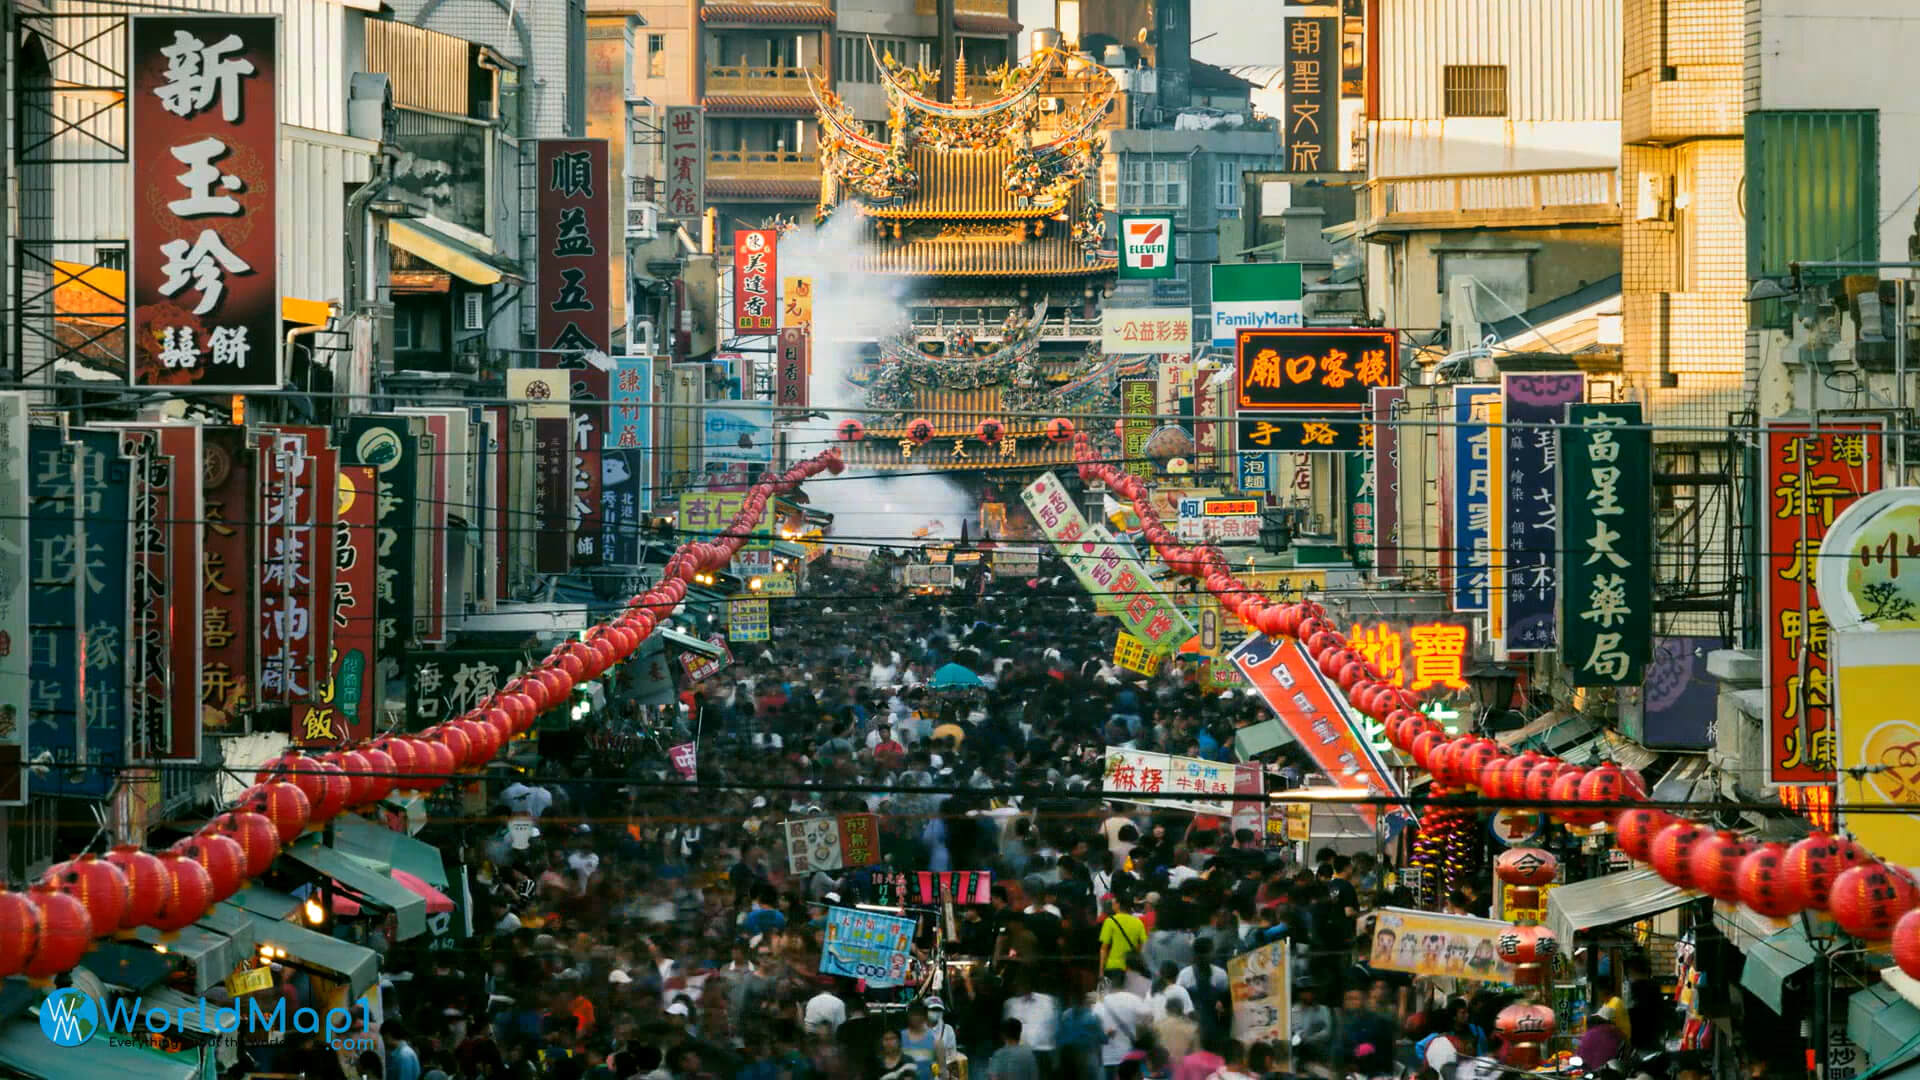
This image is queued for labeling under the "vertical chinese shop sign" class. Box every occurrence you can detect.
[27,430,82,799]
[1372,387,1405,575]
[129,15,280,389]
[1447,385,1497,613]
[0,400,27,802]
[1764,420,1885,785]
[200,429,253,730]
[69,432,132,798]
[1123,380,1156,479]
[1558,403,1652,688]
[534,419,573,574]
[566,368,608,568]
[1501,373,1585,652]
[344,416,419,663]
[538,139,610,363]
[606,356,654,564]
[299,464,376,744]
[1344,449,1374,571]
[733,229,777,331]
[776,327,810,413]
[663,106,705,219]
[256,430,320,712]
[1282,15,1338,172]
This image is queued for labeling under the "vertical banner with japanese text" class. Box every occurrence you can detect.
[1446,385,1497,612]
[1372,387,1405,575]
[663,106,705,219]
[129,15,280,389]
[0,400,27,801]
[538,139,610,363]
[1282,16,1338,172]
[200,429,252,730]
[1558,403,1652,687]
[1501,374,1585,651]
[1764,420,1885,784]
[733,229,777,331]
[27,430,82,799]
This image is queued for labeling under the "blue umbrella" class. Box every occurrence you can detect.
[929,662,983,690]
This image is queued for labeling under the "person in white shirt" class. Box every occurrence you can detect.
[805,986,848,1035]
[500,782,553,818]
[1148,970,1194,1023]
[1094,972,1151,1070]
[1002,985,1059,1054]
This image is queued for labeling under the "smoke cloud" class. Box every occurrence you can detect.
[777,214,979,548]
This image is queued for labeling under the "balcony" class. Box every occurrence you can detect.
[706,64,814,96]
[706,150,820,201]
[1357,167,1619,237]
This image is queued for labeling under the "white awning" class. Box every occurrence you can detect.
[1546,869,1696,944]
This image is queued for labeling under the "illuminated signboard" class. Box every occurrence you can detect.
[1235,413,1367,453]
[1234,329,1399,412]
[1344,620,1472,695]
[1204,498,1259,516]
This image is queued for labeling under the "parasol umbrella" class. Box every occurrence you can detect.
[929,662,983,691]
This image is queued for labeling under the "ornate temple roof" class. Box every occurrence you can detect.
[700,3,835,26]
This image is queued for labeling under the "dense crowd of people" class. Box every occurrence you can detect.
[255,566,1674,1080]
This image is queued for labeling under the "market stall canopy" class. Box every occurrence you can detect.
[1850,983,1920,1073]
[230,905,380,999]
[284,838,428,939]
[930,663,983,690]
[1739,922,1817,1015]
[1545,869,1694,945]
[330,816,450,889]
[131,904,259,995]
[0,1015,200,1080]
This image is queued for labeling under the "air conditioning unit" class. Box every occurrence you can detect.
[1635,172,1673,222]
[1040,96,1065,112]
[627,203,658,238]
[462,291,485,331]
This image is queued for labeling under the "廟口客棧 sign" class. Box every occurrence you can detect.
[1235,329,1398,413]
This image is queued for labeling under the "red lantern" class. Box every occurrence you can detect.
[1737,843,1805,918]
[1495,1004,1558,1068]
[906,417,935,444]
[430,724,473,772]
[376,736,420,793]
[1411,730,1448,772]
[0,891,39,977]
[416,739,456,791]
[331,750,374,808]
[176,832,246,904]
[1782,832,1867,912]
[1046,418,1077,444]
[455,717,497,765]
[310,758,350,824]
[1831,863,1919,940]
[1550,769,1604,828]
[1689,831,1755,904]
[1458,741,1502,789]
[1649,821,1710,890]
[837,418,866,442]
[1614,808,1675,864]
[150,852,213,933]
[1499,752,1541,800]
[1522,760,1560,804]
[1257,606,1287,638]
[258,754,327,821]
[1495,924,1559,965]
[213,811,282,879]
[1495,847,1558,887]
[556,649,587,681]
[975,418,1004,444]
[42,855,127,940]
[241,781,312,847]
[106,846,168,931]
[536,667,573,707]
[1578,763,1632,809]
[1894,908,1920,981]
[23,884,91,979]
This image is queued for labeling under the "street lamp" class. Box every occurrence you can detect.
[1465,662,1518,733]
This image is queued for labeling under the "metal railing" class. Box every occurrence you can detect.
[707,149,820,180]
[1358,166,1618,229]
[705,65,816,95]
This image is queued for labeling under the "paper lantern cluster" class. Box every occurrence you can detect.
[1069,435,1920,978]
[0,449,848,982]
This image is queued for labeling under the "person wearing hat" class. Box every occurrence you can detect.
[1575,1003,1628,1070]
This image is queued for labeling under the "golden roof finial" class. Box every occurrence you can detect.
[953,42,970,105]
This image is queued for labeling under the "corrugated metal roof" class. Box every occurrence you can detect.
[1746,109,1880,328]
[700,94,817,114]
[700,2,835,25]
[364,20,472,117]
[1376,0,1621,123]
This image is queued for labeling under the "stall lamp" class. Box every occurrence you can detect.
[259,945,274,959]
[154,944,168,955]
[748,577,764,592]
[304,898,325,925]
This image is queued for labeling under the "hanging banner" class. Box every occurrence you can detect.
[733,229,778,331]
[1228,633,1406,828]
[1446,385,1498,612]
[129,14,281,389]
[1282,15,1338,171]
[279,426,339,699]
[776,327,810,412]
[404,649,518,730]
[27,430,82,799]
[562,367,607,567]
[255,430,318,711]
[1763,420,1885,784]
[155,426,203,759]
[1557,403,1653,687]
[1366,908,1511,983]
[1020,472,1196,652]
[1372,387,1405,575]
[782,275,813,327]
[1834,629,1920,866]
[784,813,881,875]
[1122,380,1156,479]
[343,416,420,656]
[1100,747,1260,816]
[820,907,916,987]
[1485,400,1507,645]
[1501,373,1585,651]
[605,356,653,563]
[74,432,133,798]
[0,400,27,802]
[532,418,573,575]
[1229,940,1292,1051]
[728,597,771,642]
[199,429,254,731]
[111,430,171,764]
[298,464,377,744]
[536,139,611,363]
[1344,449,1374,570]
[668,742,697,779]
[663,105,705,219]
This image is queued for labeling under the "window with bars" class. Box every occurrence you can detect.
[1443,65,1508,118]
[837,37,930,85]
[648,34,666,78]
[1216,158,1242,210]
[1121,158,1188,208]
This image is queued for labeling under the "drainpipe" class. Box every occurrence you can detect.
[285,309,338,411]
[343,145,400,322]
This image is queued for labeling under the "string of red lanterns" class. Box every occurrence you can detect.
[0,449,849,983]
[1067,434,1920,979]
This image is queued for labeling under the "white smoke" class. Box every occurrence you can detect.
[777,212,979,548]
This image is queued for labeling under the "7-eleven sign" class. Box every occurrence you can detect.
[1119,215,1176,279]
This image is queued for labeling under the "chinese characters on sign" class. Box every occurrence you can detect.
[28,429,84,798]
[776,327,810,412]
[1100,307,1193,354]
[1345,449,1374,570]
[533,418,573,575]
[63,432,132,798]
[1112,632,1164,677]
[821,907,916,987]
[1372,387,1406,575]
[560,368,607,567]
[537,139,611,365]
[1102,748,1258,817]
[1020,472,1197,651]
[405,650,513,729]
[1447,386,1497,612]
[663,106,705,219]
[1236,329,1396,455]
[1763,420,1884,784]
[1501,374,1585,651]
[1122,380,1155,479]
[0,399,27,802]
[782,275,813,327]
[1282,16,1339,172]
[344,416,419,657]
[604,356,653,562]
[1343,621,1471,695]
[130,15,280,389]
[200,429,253,730]
[728,597,771,642]
[733,229,778,332]
[1557,403,1652,688]
[298,463,376,744]
[255,430,319,711]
